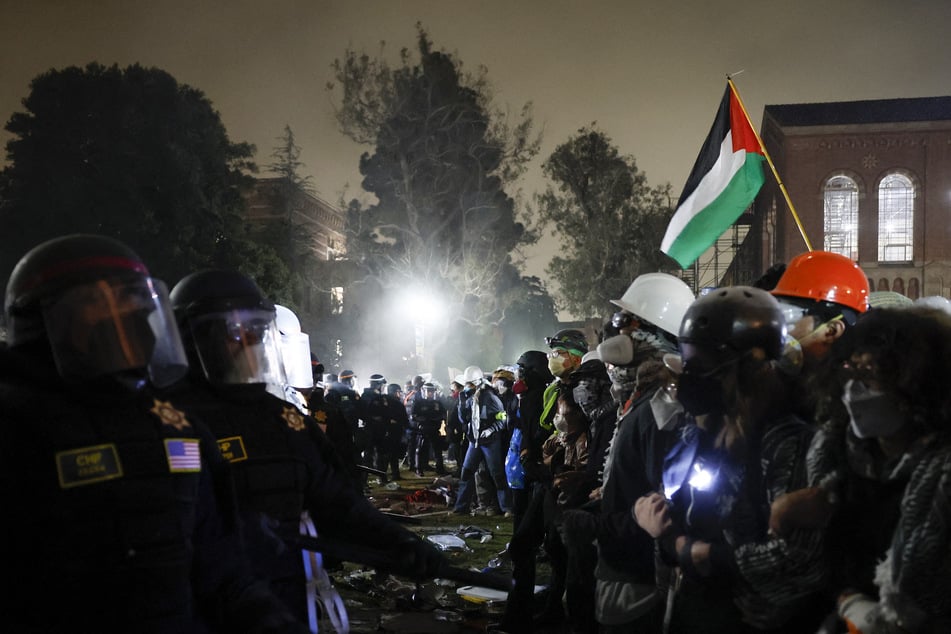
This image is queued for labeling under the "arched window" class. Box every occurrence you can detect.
[823,175,858,259]
[878,173,914,262]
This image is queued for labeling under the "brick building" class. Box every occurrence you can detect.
[245,178,348,313]
[724,96,951,299]
[244,178,350,364]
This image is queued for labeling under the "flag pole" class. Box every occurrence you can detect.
[727,76,813,251]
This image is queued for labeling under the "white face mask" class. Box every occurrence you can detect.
[841,379,905,439]
[553,413,569,433]
[649,386,683,431]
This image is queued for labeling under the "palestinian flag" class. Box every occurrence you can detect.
[661,83,766,268]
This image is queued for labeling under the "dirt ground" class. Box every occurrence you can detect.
[319,466,561,634]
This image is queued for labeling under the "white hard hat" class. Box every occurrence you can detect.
[462,365,484,384]
[610,273,695,337]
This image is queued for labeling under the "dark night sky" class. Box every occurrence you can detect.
[2,0,950,285]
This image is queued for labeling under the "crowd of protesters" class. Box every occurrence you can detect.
[3,234,949,634]
[307,251,951,634]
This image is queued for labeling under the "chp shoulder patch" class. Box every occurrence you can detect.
[151,399,192,431]
[313,409,327,423]
[282,406,306,432]
[217,436,248,462]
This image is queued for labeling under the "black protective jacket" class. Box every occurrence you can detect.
[169,382,426,621]
[0,345,303,633]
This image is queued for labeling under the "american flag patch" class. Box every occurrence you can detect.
[165,438,202,473]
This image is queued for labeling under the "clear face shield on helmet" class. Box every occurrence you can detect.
[279,331,314,390]
[187,307,286,386]
[41,276,188,388]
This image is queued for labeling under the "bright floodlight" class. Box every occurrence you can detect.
[401,290,445,325]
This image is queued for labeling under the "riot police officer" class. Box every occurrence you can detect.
[168,269,446,628]
[412,381,448,476]
[325,369,366,489]
[359,373,394,482]
[0,235,302,632]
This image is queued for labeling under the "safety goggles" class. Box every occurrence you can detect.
[611,310,639,330]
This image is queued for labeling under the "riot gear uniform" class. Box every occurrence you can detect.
[360,380,397,482]
[170,269,446,625]
[1,235,299,632]
[412,383,447,476]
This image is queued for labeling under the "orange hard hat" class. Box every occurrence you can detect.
[771,251,870,314]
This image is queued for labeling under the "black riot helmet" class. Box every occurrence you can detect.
[678,286,785,375]
[516,349,554,385]
[170,269,285,386]
[4,234,188,387]
[369,373,387,391]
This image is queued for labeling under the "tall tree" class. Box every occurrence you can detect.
[329,25,542,327]
[327,25,552,374]
[536,125,674,318]
[267,124,315,195]
[0,62,282,293]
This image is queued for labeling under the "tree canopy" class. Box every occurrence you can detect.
[330,26,542,324]
[328,26,554,373]
[537,125,674,318]
[0,62,282,294]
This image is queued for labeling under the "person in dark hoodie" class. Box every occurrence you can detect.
[556,353,617,633]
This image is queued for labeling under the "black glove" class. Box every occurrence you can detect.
[398,537,446,581]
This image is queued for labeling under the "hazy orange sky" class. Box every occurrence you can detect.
[2,0,949,286]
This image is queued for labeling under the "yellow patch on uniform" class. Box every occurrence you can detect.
[314,410,327,423]
[150,399,192,431]
[282,406,306,432]
[56,444,123,489]
[217,436,248,462]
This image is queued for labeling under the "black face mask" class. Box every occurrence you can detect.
[676,371,725,416]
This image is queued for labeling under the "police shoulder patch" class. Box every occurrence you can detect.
[150,399,192,431]
[56,444,123,489]
[217,436,248,462]
[282,406,306,432]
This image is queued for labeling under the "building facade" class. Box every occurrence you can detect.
[244,178,350,365]
[733,96,951,299]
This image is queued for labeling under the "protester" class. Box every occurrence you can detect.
[508,350,555,530]
[776,306,951,633]
[555,272,692,633]
[452,365,512,515]
[634,286,828,633]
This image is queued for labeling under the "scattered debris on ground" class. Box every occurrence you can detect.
[308,469,565,633]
